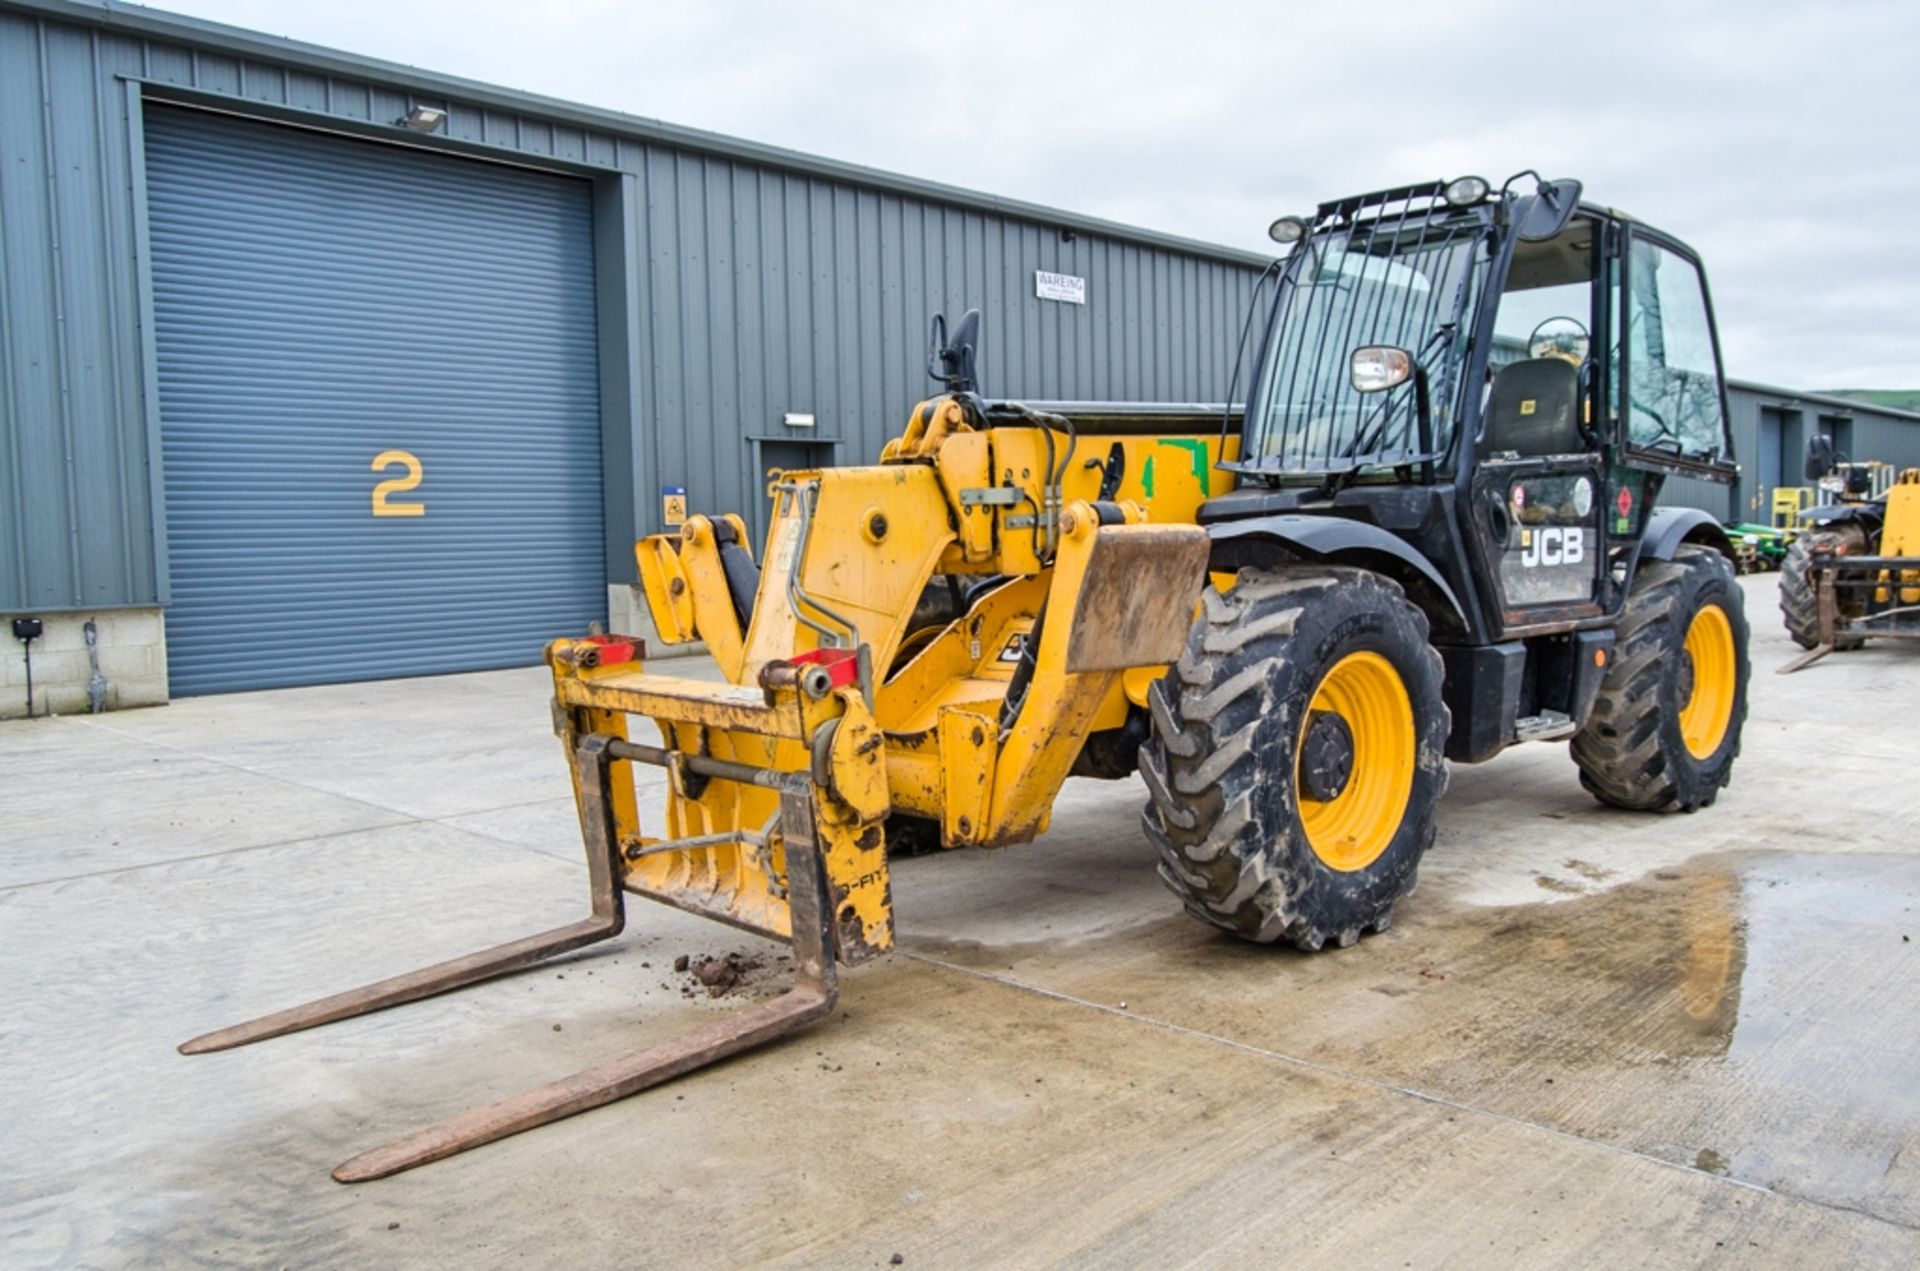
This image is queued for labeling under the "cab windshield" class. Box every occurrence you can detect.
[1239,212,1488,478]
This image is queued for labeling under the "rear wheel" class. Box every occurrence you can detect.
[1140,567,1449,950]
[1573,546,1749,811]
[1780,523,1869,649]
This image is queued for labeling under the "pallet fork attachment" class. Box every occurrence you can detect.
[1779,553,1920,674]
[178,429,1206,1184]
[179,733,840,1183]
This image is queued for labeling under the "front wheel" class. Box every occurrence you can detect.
[1779,523,1868,650]
[1140,567,1450,951]
[1573,545,1749,811]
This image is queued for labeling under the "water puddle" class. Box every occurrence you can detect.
[901,847,1920,1223]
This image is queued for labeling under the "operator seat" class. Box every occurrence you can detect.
[1483,357,1583,457]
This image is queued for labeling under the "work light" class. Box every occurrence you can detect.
[1268,216,1307,245]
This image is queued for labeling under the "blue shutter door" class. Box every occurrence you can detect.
[145,105,605,695]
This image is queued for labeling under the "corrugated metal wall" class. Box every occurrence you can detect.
[1688,383,1920,525]
[1660,473,1735,522]
[1612,383,1920,526]
[0,0,1267,612]
[0,8,156,611]
[632,162,1252,526]
[10,0,1919,614]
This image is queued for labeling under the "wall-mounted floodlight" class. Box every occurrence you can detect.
[397,106,447,133]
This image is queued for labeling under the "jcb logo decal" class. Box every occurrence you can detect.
[1521,527,1585,567]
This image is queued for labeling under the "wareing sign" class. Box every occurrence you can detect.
[1035,271,1086,304]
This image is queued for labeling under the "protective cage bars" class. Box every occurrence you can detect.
[1248,182,1488,474]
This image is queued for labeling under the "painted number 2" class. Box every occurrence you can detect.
[371,450,424,518]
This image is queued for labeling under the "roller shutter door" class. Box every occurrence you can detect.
[146,105,605,695]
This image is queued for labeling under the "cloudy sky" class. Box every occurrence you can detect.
[157,0,1919,390]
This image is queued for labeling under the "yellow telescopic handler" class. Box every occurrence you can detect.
[183,173,1752,1182]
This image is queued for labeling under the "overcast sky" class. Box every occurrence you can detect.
[156,0,1920,390]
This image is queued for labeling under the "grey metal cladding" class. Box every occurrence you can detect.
[0,2,1268,611]
[1713,384,1920,523]
[145,105,605,694]
[24,0,1920,611]
[633,160,1258,528]
[0,10,156,611]
[1660,473,1733,521]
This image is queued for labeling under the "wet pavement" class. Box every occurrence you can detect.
[2,572,1917,1266]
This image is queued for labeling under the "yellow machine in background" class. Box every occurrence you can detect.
[1770,486,1810,530]
[1780,430,1920,667]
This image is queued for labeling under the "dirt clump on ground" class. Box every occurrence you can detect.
[677,951,769,998]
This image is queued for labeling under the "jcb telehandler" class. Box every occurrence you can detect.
[183,173,1751,1181]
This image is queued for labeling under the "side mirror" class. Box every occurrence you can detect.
[928,308,983,394]
[1803,434,1833,481]
[1516,178,1584,242]
[1351,345,1412,393]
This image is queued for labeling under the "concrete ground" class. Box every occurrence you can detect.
[2,573,1917,1268]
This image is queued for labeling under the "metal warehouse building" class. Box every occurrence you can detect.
[7,2,1920,719]
[1668,382,1920,523]
[0,0,1263,712]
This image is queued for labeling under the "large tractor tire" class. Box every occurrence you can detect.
[1779,523,1869,650]
[1573,545,1749,812]
[1140,567,1449,951]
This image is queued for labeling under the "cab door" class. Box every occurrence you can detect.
[1464,219,1610,635]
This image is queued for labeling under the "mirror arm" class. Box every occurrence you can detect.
[1414,365,1433,457]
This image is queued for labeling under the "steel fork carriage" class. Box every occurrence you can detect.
[1778,551,1920,674]
[180,731,839,1183]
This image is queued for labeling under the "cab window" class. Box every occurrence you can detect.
[1623,239,1727,460]
[1492,219,1596,371]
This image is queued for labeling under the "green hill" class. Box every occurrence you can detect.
[1826,389,1920,413]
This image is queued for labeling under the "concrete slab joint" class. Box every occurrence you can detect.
[1,608,169,719]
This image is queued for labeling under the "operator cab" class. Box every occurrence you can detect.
[1212,173,1737,646]
[1473,203,1735,627]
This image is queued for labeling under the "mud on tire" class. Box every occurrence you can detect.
[1139,567,1449,951]
[1779,523,1868,650]
[1572,545,1749,812]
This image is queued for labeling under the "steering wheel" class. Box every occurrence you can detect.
[1528,316,1590,363]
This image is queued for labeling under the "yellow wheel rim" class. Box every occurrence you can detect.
[1679,604,1736,760]
[1297,651,1416,872]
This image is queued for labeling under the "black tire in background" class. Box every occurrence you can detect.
[1072,710,1149,780]
[1140,567,1449,951]
[1573,546,1749,812]
[1779,523,1870,650]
